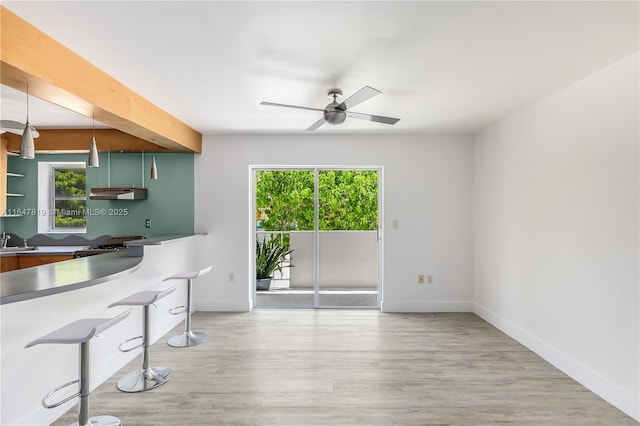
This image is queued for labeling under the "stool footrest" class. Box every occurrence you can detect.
[118,335,144,353]
[42,379,80,409]
[169,305,187,315]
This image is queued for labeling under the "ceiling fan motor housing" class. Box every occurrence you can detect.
[323,102,346,125]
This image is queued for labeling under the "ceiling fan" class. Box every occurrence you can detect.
[260,85,400,131]
[0,120,39,138]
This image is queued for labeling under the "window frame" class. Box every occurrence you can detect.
[37,161,87,234]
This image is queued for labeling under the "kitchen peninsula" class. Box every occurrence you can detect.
[0,234,205,426]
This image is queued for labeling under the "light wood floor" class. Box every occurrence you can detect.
[54,311,636,425]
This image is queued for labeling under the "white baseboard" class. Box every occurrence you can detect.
[473,302,640,422]
[381,300,472,312]
[196,299,251,312]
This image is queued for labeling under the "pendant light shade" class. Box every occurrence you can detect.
[88,112,99,167]
[20,83,35,159]
[150,156,158,180]
[20,121,35,159]
[88,137,99,167]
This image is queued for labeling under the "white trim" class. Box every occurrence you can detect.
[313,168,319,308]
[249,166,256,310]
[37,161,87,234]
[473,302,640,422]
[377,166,384,309]
[381,300,473,312]
[250,166,384,310]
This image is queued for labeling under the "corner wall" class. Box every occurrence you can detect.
[194,134,473,312]
[472,52,639,420]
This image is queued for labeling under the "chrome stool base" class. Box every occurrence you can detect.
[164,266,212,349]
[167,330,207,348]
[70,414,122,426]
[116,366,172,393]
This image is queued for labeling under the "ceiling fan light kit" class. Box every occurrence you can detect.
[261,85,400,131]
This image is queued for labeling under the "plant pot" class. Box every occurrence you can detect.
[256,278,272,291]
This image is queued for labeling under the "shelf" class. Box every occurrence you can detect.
[6,193,24,197]
[7,172,24,178]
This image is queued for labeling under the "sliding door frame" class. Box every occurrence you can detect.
[249,165,384,310]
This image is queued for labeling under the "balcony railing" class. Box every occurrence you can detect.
[256,230,378,290]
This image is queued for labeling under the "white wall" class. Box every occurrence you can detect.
[472,52,639,420]
[194,134,473,312]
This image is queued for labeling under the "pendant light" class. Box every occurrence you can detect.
[88,111,99,167]
[150,156,158,180]
[20,82,35,159]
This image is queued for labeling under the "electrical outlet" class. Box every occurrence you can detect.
[427,275,433,285]
[229,273,234,282]
[418,274,425,284]
[145,218,151,228]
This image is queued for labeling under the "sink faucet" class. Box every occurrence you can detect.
[1,233,10,249]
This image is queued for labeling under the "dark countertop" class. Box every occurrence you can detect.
[125,233,206,246]
[0,246,88,257]
[0,251,143,305]
[0,234,206,305]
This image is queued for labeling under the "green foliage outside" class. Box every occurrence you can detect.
[256,170,378,231]
[54,168,87,228]
[256,170,314,231]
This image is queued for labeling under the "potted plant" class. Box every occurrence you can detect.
[256,235,293,291]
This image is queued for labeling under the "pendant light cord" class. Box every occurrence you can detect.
[25,82,29,123]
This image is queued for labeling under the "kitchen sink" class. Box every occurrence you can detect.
[0,246,36,252]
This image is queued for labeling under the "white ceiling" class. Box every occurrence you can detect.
[2,1,638,135]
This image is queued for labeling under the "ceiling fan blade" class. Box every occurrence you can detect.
[346,111,400,125]
[260,102,324,113]
[0,120,40,137]
[306,118,326,131]
[335,86,381,111]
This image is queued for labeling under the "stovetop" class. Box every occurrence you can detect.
[73,236,146,258]
[87,244,125,250]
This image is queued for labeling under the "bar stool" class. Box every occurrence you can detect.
[108,286,176,392]
[164,265,212,348]
[25,309,131,426]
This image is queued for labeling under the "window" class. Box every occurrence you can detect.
[38,162,87,233]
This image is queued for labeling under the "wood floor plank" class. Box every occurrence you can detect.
[53,311,636,425]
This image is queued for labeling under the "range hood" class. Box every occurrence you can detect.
[89,187,147,200]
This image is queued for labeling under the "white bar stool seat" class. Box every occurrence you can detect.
[108,286,176,393]
[164,265,212,348]
[25,310,131,426]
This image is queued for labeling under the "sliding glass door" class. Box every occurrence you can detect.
[317,170,379,307]
[253,167,381,309]
[255,169,315,308]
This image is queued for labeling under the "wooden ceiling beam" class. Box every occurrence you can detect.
[0,7,202,153]
[3,129,168,153]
